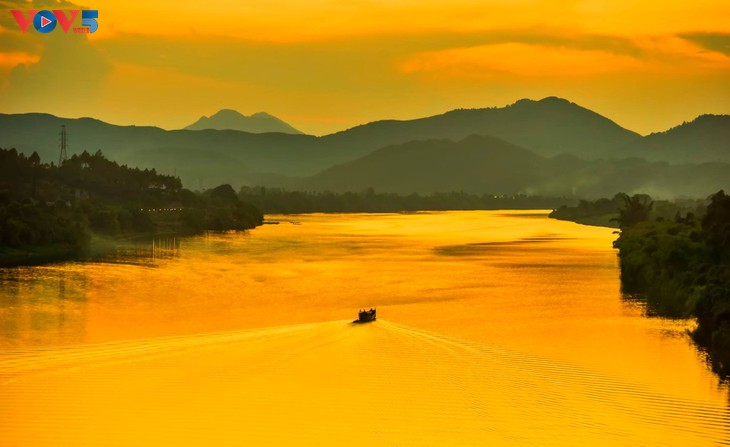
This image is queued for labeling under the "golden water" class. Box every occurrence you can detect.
[1,211,728,445]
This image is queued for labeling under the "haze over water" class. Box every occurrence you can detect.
[1,211,728,445]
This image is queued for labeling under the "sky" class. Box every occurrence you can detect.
[0,0,728,135]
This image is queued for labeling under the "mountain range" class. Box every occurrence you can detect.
[0,97,728,198]
[300,135,730,198]
[184,110,302,134]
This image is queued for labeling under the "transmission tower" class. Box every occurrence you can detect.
[59,125,68,166]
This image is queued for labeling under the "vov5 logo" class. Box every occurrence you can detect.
[11,9,99,34]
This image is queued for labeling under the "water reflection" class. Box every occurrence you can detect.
[95,236,182,266]
[0,269,87,347]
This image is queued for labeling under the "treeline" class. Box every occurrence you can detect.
[549,193,708,228]
[0,148,262,266]
[239,186,573,214]
[184,184,263,233]
[611,191,730,378]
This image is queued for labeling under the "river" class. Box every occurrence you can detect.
[1,211,728,445]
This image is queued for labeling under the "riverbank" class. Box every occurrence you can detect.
[239,187,575,214]
[0,227,261,268]
[0,244,82,268]
[1,149,263,268]
[550,192,730,379]
[549,212,618,228]
[612,191,730,379]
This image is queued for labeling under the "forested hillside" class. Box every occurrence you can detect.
[0,148,262,266]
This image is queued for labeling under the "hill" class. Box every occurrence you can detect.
[303,135,545,194]
[324,97,641,160]
[184,110,303,134]
[300,135,730,198]
[619,115,730,163]
[0,113,320,187]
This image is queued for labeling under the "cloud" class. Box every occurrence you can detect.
[0,30,42,54]
[0,0,84,54]
[77,27,727,130]
[400,43,644,79]
[91,29,646,86]
[0,0,111,112]
[0,36,111,113]
[0,51,39,67]
[398,33,730,80]
[93,33,411,92]
[679,32,730,57]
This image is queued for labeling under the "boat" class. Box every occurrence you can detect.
[355,308,376,323]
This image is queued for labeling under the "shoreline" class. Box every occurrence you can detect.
[0,244,82,268]
[548,212,619,229]
[0,228,251,268]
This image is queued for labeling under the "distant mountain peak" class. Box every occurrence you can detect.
[184,109,303,134]
[215,109,244,117]
[512,96,571,107]
[537,96,571,104]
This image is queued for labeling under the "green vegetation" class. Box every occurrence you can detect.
[0,148,262,267]
[549,195,626,227]
[611,191,730,378]
[239,186,572,214]
[549,193,708,228]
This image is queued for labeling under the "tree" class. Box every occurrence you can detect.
[29,152,41,166]
[209,184,238,203]
[702,190,730,263]
[29,151,41,197]
[615,193,654,229]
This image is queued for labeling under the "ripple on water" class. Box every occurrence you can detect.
[1,320,728,446]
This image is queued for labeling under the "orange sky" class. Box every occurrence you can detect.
[0,0,728,134]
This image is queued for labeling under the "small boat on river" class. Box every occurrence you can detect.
[355,308,376,323]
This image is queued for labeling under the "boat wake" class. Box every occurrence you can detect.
[1,319,728,446]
